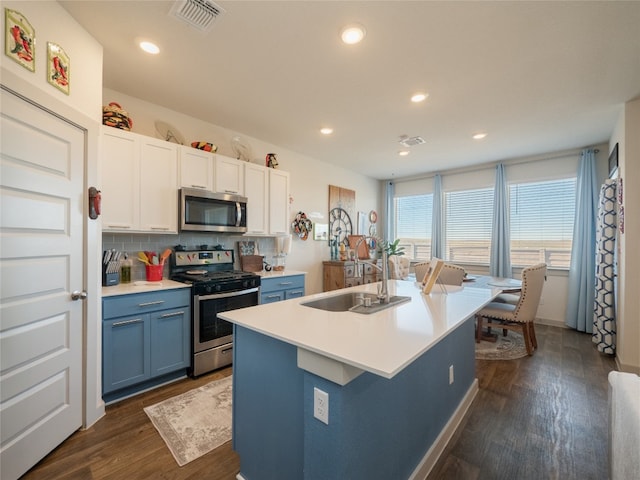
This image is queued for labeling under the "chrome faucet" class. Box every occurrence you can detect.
[353,235,389,303]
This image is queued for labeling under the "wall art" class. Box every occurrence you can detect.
[4,8,35,72]
[47,42,70,95]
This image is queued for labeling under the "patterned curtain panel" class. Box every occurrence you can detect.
[593,179,617,354]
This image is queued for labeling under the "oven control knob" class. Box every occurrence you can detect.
[205,286,212,294]
[215,284,222,292]
[242,280,249,288]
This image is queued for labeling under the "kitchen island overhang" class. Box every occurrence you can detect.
[221,281,499,480]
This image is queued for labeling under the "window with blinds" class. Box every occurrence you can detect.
[509,178,576,268]
[394,194,433,260]
[444,187,493,264]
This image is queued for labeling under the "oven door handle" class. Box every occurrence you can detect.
[196,286,260,301]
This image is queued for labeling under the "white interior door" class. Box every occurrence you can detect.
[0,87,84,480]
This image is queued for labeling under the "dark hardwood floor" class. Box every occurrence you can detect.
[23,324,616,480]
[428,324,617,480]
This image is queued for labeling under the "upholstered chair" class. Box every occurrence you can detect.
[438,263,466,286]
[414,261,466,286]
[388,255,411,280]
[413,261,431,284]
[475,263,547,355]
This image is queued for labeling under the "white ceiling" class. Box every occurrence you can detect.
[60,0,640,180]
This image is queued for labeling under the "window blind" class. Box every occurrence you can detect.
[509,178,576,268]
[395,194,433,260]
[444,188,493,264]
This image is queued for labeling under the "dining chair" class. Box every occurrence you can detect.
[438,263,466,286]
[475,263,547,355]
[414,261,465,286]
[413,261,431,283]
[388,255,411,280]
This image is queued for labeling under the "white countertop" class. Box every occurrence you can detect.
[257,270,306,278]
[220,281,499,380]
[101,279,190,297]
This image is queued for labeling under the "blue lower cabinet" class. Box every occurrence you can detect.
[150,308,190,376]
[260,274,305,304]
[102,288,190,402]
[103,314,150,391]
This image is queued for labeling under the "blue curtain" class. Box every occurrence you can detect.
[565,149,598,331]
[490,163,512,277]
[384,181,395,242]
[431,174,443,259]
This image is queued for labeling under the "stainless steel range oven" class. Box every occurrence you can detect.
[171,248,260,377]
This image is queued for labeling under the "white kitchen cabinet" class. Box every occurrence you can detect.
[243,164,290,236]
[214,154,245,195]
[101,128,140,230]
[244,163,269,234]
[179,145,213,191]
[101,127,178,233]
[139,138,178,232]
[268,169,290,235]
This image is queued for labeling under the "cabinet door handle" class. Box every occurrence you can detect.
[190,184,207,189]
[150,226,170,231]
[289,290,303,295]
[279,282,293,286]
[138,300,165,307]
[112,318,143,327]
[106,224,130,229]
[224,189,238,194]
[158,311,184,318]
[266,294,281,299]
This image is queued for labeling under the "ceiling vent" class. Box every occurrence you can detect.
[170,0,225,33]
[398,135,426,148]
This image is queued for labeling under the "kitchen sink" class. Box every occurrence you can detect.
[301,292,411,314]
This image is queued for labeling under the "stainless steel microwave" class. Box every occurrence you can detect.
[179,188,248,233]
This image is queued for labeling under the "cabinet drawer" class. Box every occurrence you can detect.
[260,275,305,294]
[261,291,285,304]
[103,288,190,319]
[285,288,305,300]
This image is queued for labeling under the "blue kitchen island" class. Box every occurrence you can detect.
[220,280,497,480]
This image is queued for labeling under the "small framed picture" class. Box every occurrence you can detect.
[4,8,35,72]
[47,42,70,95]
[313,223,328,241]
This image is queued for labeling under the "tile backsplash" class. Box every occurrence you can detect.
[102,232,277,282]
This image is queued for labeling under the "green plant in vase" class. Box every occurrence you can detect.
[379,238,405,257]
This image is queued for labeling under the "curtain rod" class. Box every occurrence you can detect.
[388,145,602,184]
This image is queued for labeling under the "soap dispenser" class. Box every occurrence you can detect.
[121,253,132,283]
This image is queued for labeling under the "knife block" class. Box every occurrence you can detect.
[102,271,120,286]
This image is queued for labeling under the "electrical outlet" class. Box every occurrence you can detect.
[313,387,329,424]
[449,365,454,385]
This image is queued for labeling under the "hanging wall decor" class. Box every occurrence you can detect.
[4,8,35,72]
[47,42,70,95]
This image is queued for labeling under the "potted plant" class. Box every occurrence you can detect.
[381,238,405,257]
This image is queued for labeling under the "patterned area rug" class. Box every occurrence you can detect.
[144,375,232,466]
[475,331,528,360]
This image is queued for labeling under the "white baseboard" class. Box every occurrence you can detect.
[408,378,479,480]
[536,317,567,328]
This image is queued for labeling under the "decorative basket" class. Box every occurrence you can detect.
[102,102,133,131]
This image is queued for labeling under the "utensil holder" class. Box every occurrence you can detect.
[145,264,163,282]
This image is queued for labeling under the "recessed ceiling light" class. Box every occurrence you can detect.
[139,41,160,54]
[411,92,428,103]
[398,150,410,157]
[320,127,334,135]
[472,133,487,140]
[341,24,366,45]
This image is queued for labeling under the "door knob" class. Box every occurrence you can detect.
[71,290,87,301]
